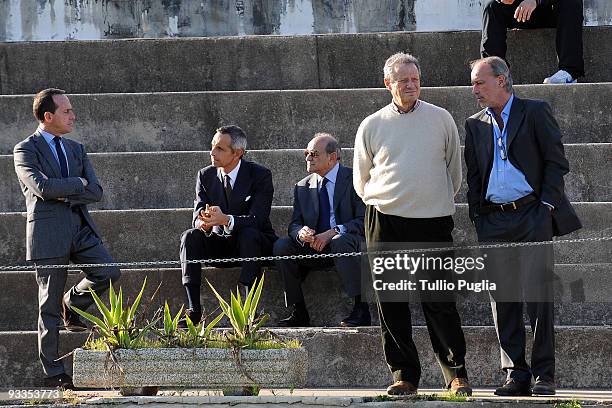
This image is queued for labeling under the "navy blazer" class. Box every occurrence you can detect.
[191,159,277,240]
[464,96,581,236]
[288,164,365,243]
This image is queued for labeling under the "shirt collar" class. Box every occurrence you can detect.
[390,100,421,115]
[486,93,514,122]
[218,159,242,183]
[317,162,340,186]
[38,126,60,145]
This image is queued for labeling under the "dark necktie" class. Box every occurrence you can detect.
[316,177,331,232]
[53,136,68,178]
[224,174,232,204]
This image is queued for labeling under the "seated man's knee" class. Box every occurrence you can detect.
[482,0,501,14]
[181,228,204,244]
[329,234,358,253]
[273,237,297,256]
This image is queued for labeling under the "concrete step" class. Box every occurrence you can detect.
[0,27,610,95]
[0,326,609,388]
[0,203,609,266]
[1,145,609,211]
[1,83,610,154]
[0,264,609,331]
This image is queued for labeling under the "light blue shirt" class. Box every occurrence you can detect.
[39,127,70,176]
[317,162,346,234]
[485,94,533,203]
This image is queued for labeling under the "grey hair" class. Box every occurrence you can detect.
[470,56,513,92]
[217,125,247,151]
[313,132,341,160]
[383,52,421,81]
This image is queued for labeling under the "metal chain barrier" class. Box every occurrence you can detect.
[1,236,610,271]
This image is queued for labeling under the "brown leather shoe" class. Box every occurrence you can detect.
[449,377,472,396]
[386,380,418,395]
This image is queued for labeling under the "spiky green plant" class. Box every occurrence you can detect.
[175,311,224,348]
[206,274,269,347]
[71,277,156,349]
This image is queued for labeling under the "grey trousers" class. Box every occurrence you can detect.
[34,214,120,377]
[273,233,363,306]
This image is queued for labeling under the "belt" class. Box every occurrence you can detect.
[478,194,537,215]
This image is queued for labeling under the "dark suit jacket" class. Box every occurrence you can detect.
[13,130,104,260]
[288,164,365,243]
[192,159,276,241]
[464,96,581,236]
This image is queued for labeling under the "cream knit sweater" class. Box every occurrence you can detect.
[353,101,462,218]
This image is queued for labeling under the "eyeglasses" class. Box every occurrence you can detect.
[497,135,507,160]
[304,150,321,158]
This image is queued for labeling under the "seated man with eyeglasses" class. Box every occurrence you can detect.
[273,133,370,327]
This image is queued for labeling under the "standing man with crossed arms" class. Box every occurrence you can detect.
[14,88,120,389]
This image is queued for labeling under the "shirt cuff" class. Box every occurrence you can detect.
[222,215,234,234]
[336,224,347,234]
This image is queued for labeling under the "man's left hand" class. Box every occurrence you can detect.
[201,205,230,228]
[514,0,537,22]
[310,229,337,252]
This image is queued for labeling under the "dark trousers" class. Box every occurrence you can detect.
[35,210,120,377]
[180,227,275,289]
[476,199,555,383]
[365,205,468,388]
[481,0,584,78]
[273,233,363,307]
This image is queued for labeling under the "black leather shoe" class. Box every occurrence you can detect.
[494,378,532,396]
[340,304,371,327]
[43,373,74,390]
[178,308,202,329]
[62,302,87,332]
[277,307,310,327]
[532,379,556,395]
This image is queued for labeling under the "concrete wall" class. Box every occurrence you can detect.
[0,0,611,42]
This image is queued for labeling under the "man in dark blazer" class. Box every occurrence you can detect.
[273,133,369,327]
[179,125,277,324]
[465,57,581,396]
[13,88,120,389]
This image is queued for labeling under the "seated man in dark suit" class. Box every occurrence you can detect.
[274,133,370,327]
[179,125,277,324]
[481,0,584,84]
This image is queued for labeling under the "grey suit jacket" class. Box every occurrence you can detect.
[288,164,365,243]
[13,130,104,260]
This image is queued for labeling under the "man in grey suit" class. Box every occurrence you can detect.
[13,88,120,389]
[273,133,370,327]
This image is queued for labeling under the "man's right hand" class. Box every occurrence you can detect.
[196,207,212,231]
[514,0,537,22]
[298,226,316,244]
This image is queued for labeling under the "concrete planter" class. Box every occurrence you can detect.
[73,347,307,394]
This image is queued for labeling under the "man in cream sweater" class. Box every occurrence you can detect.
[353,53,470,396]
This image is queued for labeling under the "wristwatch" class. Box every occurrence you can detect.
[333,226,341,234]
